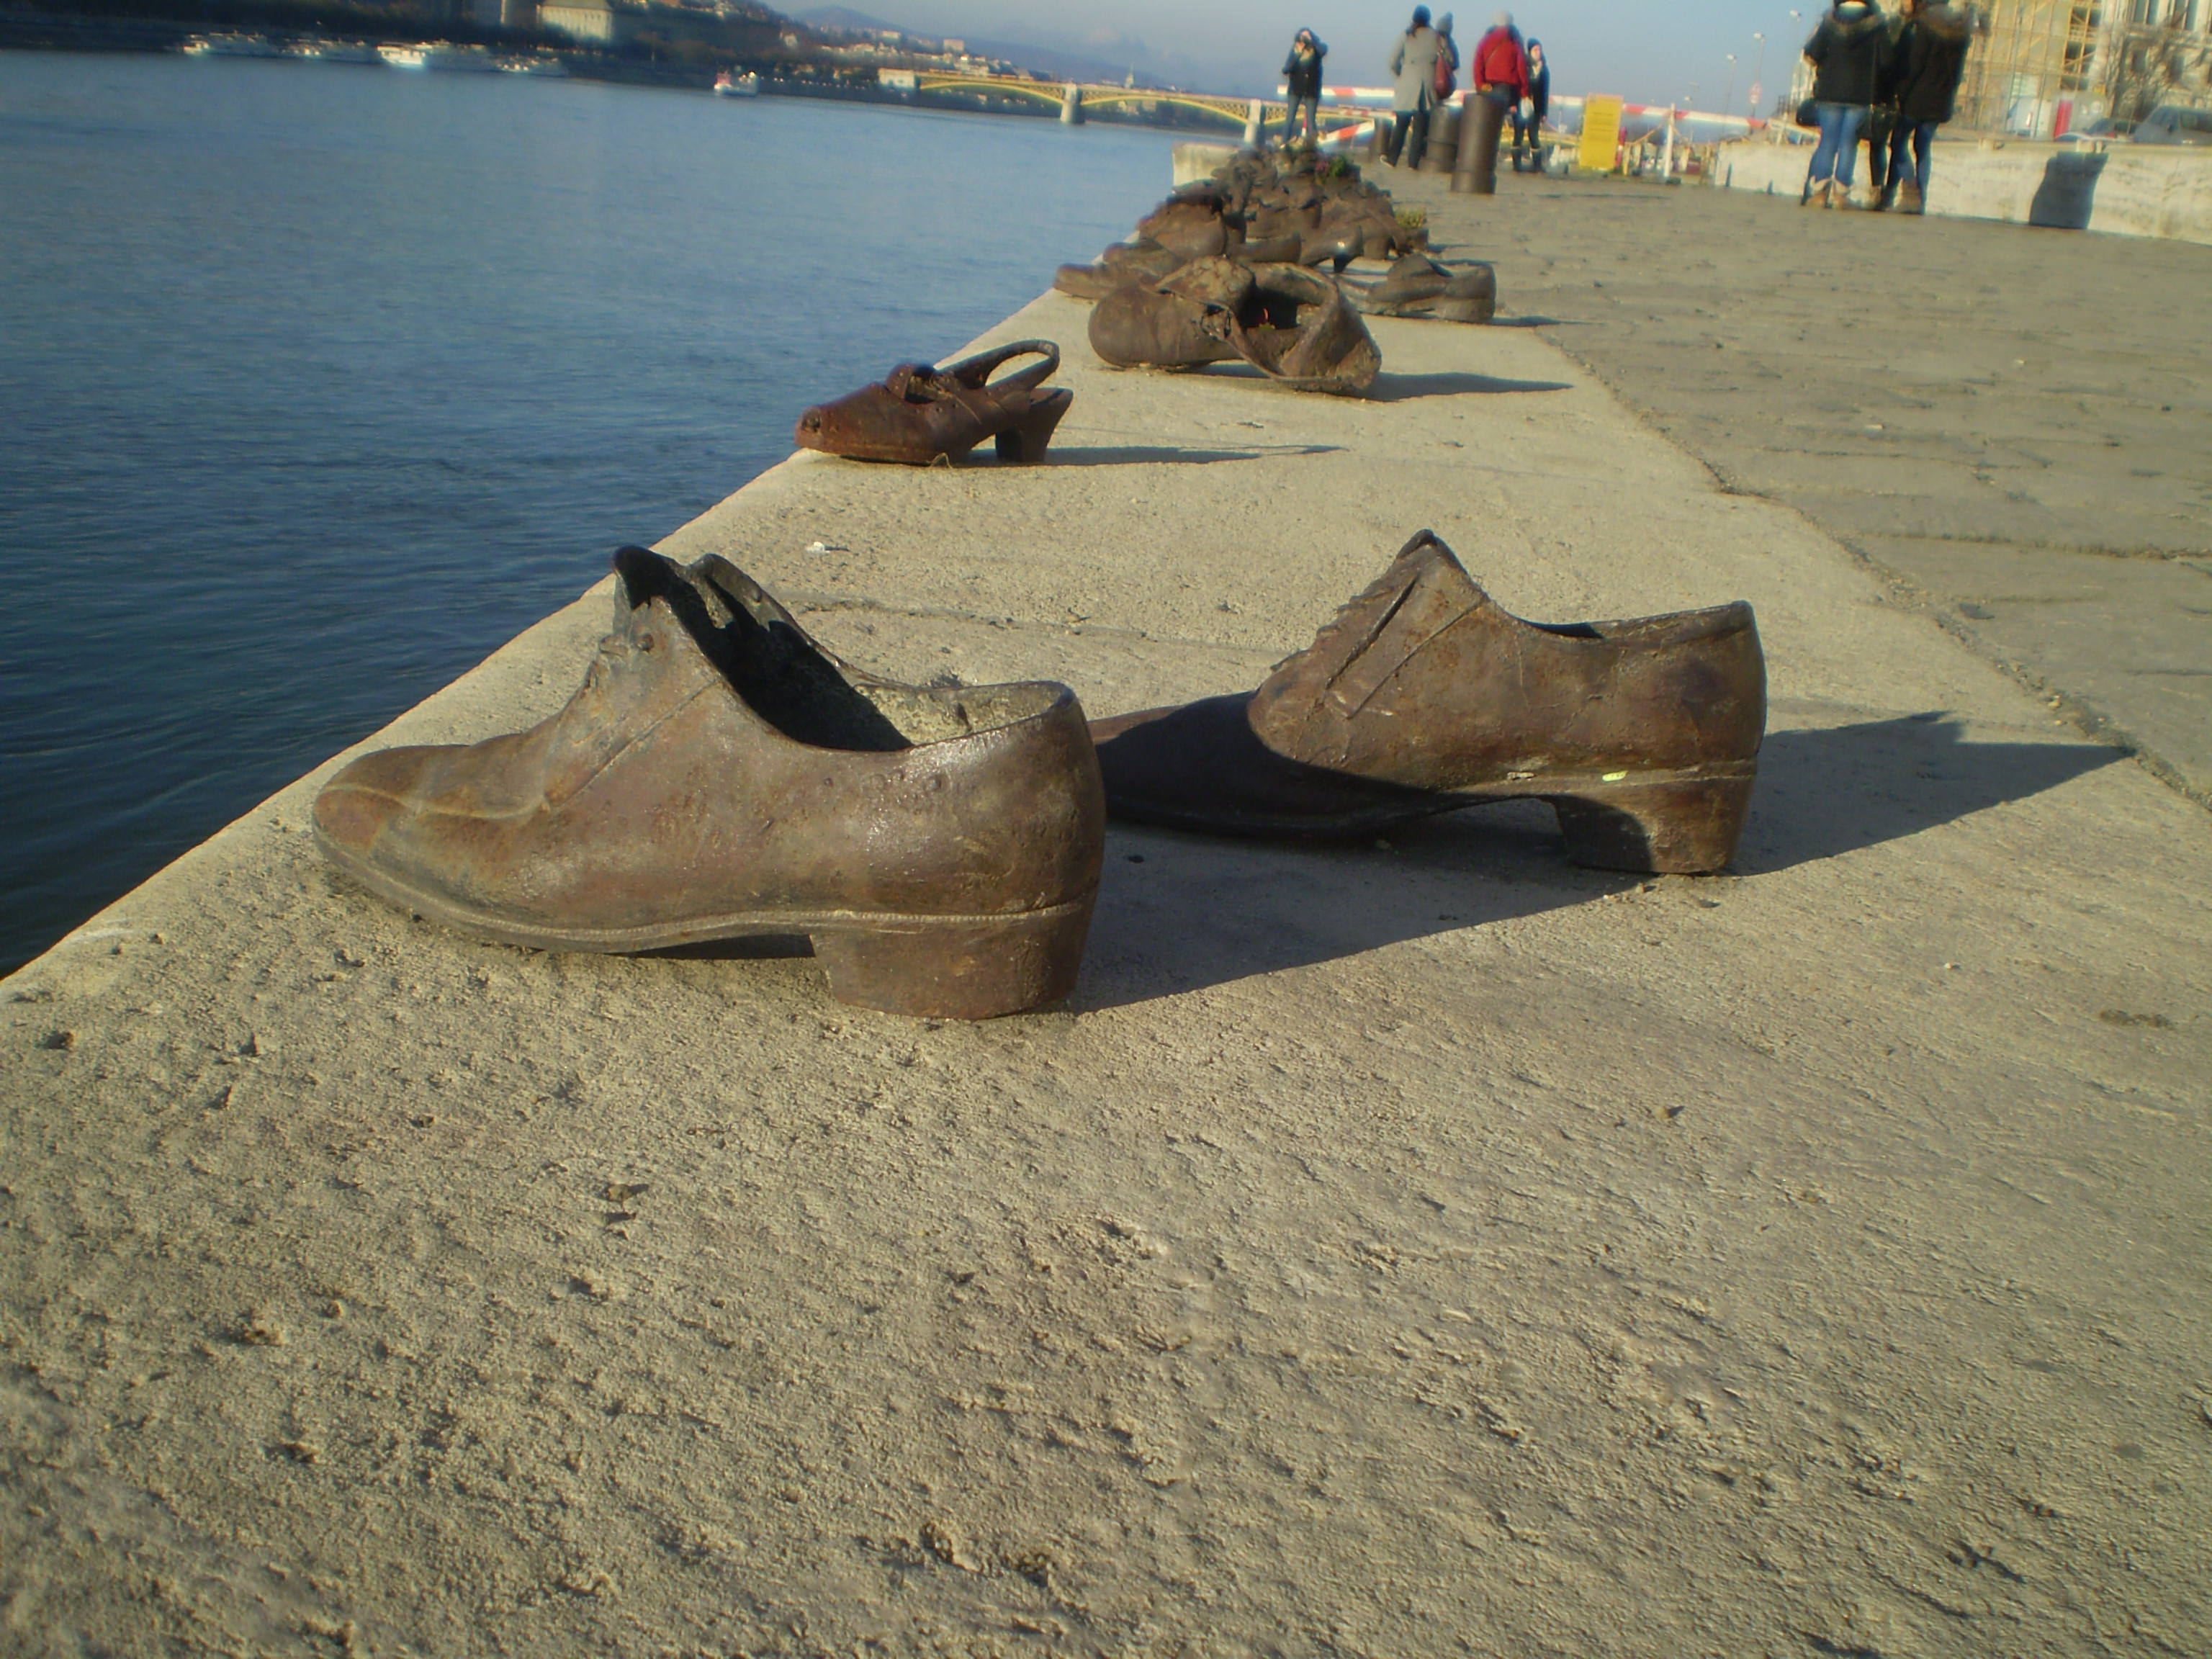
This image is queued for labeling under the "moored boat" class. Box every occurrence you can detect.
[712,71,761,98]
[377,43,430,70]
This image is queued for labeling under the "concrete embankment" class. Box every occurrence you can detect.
[4,182,2208,1652]
[1717,131,2212,245]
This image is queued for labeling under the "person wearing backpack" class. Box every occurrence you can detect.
[1385,6,1447,168]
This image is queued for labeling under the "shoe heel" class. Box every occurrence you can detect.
[995,390,1072,464]
[1551,772,1754,875]
[811,896,1095,1019]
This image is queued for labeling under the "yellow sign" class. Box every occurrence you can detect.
[1578,94,1624,174]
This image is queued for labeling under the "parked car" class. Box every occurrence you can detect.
[2056,115,2135,143]
[2134,104,2212,145]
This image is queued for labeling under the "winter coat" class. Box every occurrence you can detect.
[1892,3,1971,123]
[1282,39,1326,100]
[1473,24,1529,99]
[1389,25,1444,112]
[1804,1,1890,107]
[1527,58,1550,122]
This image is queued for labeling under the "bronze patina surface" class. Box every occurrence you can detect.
[1089,257,1381,396]
[1092,531,1766,871]
[794,339,1073,465]
[315,549,1105,1017]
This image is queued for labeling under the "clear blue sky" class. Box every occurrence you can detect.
[875,1,1828,109]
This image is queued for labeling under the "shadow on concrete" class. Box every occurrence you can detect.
[1488,315,1576,328]
[1367,371,1575,400]
[1075,801,1621,1008]
[655,716,2118,1006]
[1738,713,2119,872]
[1046,444,1344,467]
[1071,714,2119,1006]
[2029,150,2109,230]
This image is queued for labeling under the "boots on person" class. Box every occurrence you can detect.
[1802,177,1831,207]
[1900,179,1925,215]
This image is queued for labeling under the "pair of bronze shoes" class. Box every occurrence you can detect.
[314,536,1766,1020]
[793,340,1072,466]
[1089,258,1383,397]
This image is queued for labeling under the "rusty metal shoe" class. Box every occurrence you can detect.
[795,340,1072,465]
[1346,254,1498,323]
[1088,258,1380,396]
[1089,532,1765,873]
[314,549,1105,1017]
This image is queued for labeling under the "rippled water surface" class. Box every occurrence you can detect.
[0,52,1173,969]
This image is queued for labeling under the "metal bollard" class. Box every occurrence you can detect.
[1451,93,1505,194]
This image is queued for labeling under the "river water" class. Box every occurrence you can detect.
[0,52,1173,971]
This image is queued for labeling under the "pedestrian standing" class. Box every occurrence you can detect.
[1386,6,1446,168]
[1799,0,1891,208]
[1512,37,1550,171]
[1883,0,1972,212]
[1281,28,1327,147]
[1465,11,1529,192]
[1861,4,1908,207]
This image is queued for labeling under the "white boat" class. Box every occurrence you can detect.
[181,33,282,58]
[712,71,760,98]
[378,43,430,70]
[496,54,570,76]
[320,43,384,66]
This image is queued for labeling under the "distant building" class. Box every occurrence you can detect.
[539,0,613,42]
[1959,0,2212,135]
[500,0,536,27]
[942,37,963,55]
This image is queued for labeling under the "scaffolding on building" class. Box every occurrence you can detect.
[1959,0,2212,134]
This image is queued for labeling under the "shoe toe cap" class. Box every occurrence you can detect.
[313,745,442,860]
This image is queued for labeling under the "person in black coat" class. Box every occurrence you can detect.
[1281,28,1327,147]
[1860,7,1907,207]
[1881,0,1972,212]
[1511,38,1550,171]
[1799,0,1892,207]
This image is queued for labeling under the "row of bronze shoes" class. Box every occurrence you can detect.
[1058,151,1501,398]
[314,536,1766,1021]
[313,148,1761,1021]
[786,150,1503,454]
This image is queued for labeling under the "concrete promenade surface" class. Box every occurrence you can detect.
[1390,166,2212,805]
[3,186,2209,1655]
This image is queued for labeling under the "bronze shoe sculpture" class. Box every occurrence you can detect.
[1088,258,1380,397]
[795,340,1072,465]
[1052,228,1308,302]
[1089,532,1765,873]
[314,548,1105,1018]
[1346,254,1498,323]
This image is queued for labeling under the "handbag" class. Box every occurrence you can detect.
[1795,97,1820,129]
[1434,48,1457,101]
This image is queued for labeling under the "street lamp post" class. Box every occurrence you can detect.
[1750,32,1766,117]
[1723,53,1737,130]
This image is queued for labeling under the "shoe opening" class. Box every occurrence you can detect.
[613,549,1061,750]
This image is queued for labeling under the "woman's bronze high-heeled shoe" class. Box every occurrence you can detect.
[795,340,1073,466]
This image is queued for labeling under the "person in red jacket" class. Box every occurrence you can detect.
[1473,12,1529,103]
[1463,11,1528,191]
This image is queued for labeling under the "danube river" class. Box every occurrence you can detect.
[0,51,1174,971]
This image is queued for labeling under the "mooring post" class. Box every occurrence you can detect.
[1060,84,1083,125]
[1244,99,1263,148]
[1452,91,1504,194]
